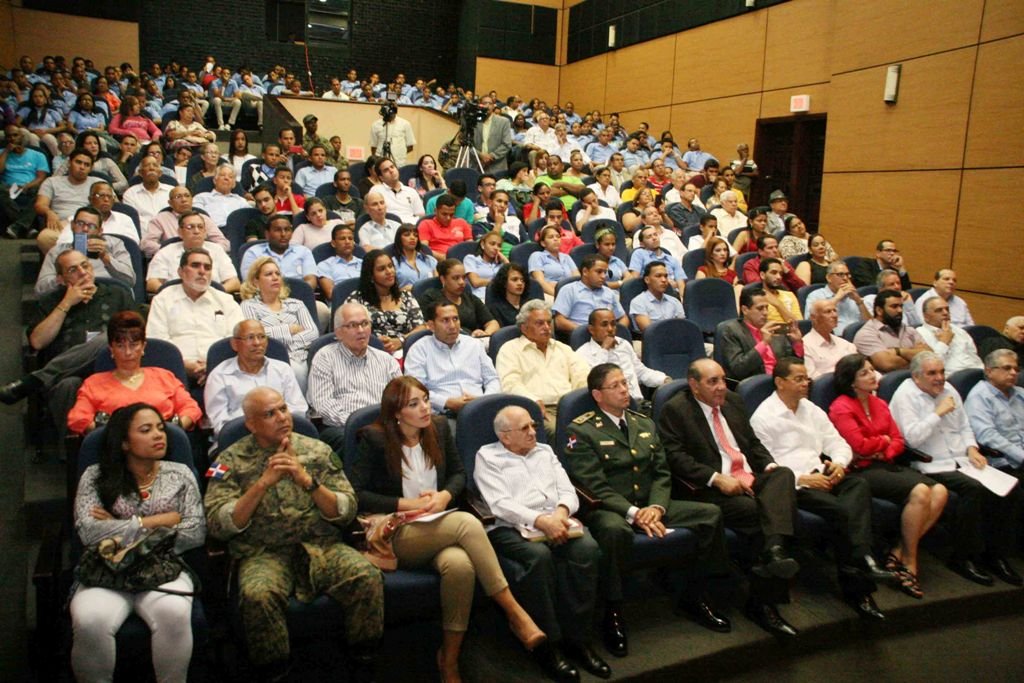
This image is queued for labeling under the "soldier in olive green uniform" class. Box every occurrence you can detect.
[564,364,731,655]
[205,388,383,680]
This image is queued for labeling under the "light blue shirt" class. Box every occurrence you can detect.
[394,252,438,289]
[552,281,624,325]
[528,250,576,282]
[605,256,628,283]
[240,242,317,280]
[629,289,684,330]
[463,254,503,300]
[295,165,337,197]
[69,110,107,131]
[317,255,363,282]
[404,334,501,413]
[805,286,862,334]
[628,248,686,282]
[965,381,1024,468]
[585,142,616,165]
[682,150,716,171]
[620,149,649,169]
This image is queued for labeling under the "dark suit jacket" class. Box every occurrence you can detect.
[851,258,912,291]
[473,113,513,172]
[716,318,801,382]
[657,388,777,490]
[350,416,466,513]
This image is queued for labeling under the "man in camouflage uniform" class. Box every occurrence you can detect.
[564,363,731,658]
[205,387,383,682]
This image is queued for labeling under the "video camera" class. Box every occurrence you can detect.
[379,91,398,121]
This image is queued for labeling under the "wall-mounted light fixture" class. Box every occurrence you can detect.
[607,25,617,49]
[884,64,901,104]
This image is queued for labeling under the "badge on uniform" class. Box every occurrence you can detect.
[206,463,230,479]
[567,435,577,449]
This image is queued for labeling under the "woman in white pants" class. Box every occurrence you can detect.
[70,403,206,682]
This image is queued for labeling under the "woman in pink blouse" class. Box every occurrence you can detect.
[67,312,201,435]
[828,353,948,599]
[108,95,162,143]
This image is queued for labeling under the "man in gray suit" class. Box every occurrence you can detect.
[473,94,513,173]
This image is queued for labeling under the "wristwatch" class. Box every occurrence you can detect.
[303,475,320,493]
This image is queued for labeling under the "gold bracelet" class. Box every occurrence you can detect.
[56,304,70,314]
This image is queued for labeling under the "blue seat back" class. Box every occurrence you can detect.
[284,277,319,329]
[681,248,706,280]
[641,318,706,379]
[344,404,382,471]
[105,233,145,301]
[683,278,737,336]
[810,372,838,413]
[737,374,776,415]
[877,369,912,404]
[568,323,631,351]
[330,277,363,323]
[206,335,290,373]
[488,325,522,366]
[509,242,542,270]
[797,283,827,316]
[94,338,188,387]
[456,394,548,485]
[948,368,984,401]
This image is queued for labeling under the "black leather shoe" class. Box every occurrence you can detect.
[563,642,611,679]
[752,545,800,579]
[601,606,628,657]
[534,643,579,682]
[948,558,995,586]
[0,379,32,405]
[675,595,731,633]
[985,557,1023,587]
[745,599,798,637]
[845,593,886,620]
[841,555,901,585]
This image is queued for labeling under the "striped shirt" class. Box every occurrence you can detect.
[240,296,319,365]
[307,341,400,427]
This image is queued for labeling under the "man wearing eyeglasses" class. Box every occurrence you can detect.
[308,302,400,454]
[34,205,135,296]
[0,248,135,409]
[146,210,239,294]
[852,239,913,290]
[204,319,307,438]
[803,261,870,335]
[147,248,244,386]
[141,184,230,258]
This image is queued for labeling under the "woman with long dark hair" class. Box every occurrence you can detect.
[408,154,447,196]
[226,129,256,177]
[347,249,426,354]
[351,377,545,682]
[69,403,205,682]
[392,223,438,291]
[829,353,948,599]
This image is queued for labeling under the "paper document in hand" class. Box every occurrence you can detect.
[406,509,456,524]
[954,458,1020,497]
[519,517,585,542]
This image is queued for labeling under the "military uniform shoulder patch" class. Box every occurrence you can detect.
[573,411,595,425]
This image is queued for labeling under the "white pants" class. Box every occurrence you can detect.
[70,571,194,683]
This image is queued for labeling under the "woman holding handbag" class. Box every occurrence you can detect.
[351,376,545,683]
[69,403,206,682]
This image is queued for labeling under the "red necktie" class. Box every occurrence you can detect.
[712,407,754,487]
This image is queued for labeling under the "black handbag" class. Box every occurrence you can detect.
[75,526,197,595]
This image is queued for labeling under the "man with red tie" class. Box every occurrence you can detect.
[657,358,802,637]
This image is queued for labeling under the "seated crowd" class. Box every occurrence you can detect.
[4,53,1024,683]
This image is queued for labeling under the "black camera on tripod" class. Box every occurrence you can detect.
[379,100,397,120]
[460,103,488,131]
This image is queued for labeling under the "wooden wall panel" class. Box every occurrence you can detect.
[475,58,560,107]
[956,291,1023,330]
[603,35,675,114]
[669,95,761,165]
[558,54,607,114]
[617,107,672,139]
[831,0,984,74]
[964,37,1024,169]
[671,12,767,104]
[759,84,829,119]
[980,0,1024,42]
[10,9,138,73]
[819,170,962,282]
[762,0,832,90]
[0,1,15,68]
[953,168,1024,299]
[823,48,976,172]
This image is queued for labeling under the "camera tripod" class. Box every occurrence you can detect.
[454,127,483,172]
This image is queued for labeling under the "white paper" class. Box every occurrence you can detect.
[954,457,1020,497]
[9,184,21,200]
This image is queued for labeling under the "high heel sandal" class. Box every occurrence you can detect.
[510,619,547,651]
[884,551,905,574]
[896,568,924,599]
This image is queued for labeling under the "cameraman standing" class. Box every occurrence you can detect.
[473,95,512,174]
[369,101,415,165]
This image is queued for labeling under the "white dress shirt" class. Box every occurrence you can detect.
[890,380,977,473]
[192,190,250,227]
[802,328,858,379]
[403,334,501,413]
[204,356,308,435]
[915,290,974,327]
[917,323,983,374]
[575,338,667,401]
[147,241,238,283]
[751,392,852,486]
[146,285,244,362]
[370,182,425,224]
[474,441,578,530]
[122,182,173,230]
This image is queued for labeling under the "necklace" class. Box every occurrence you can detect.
[136,465,159,500]
[115,369,144,385]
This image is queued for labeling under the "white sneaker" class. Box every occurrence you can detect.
[219,124,231,131]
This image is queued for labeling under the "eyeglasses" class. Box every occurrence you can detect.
[90,192,114,200]
[830,271,851,278]
[234,333,268,343]
[63,261,93,276]
[994,365,1020,373]
[599,380,630,392]
[180,224,205,232]
[72,219,99,230]
[340,320,372,330]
